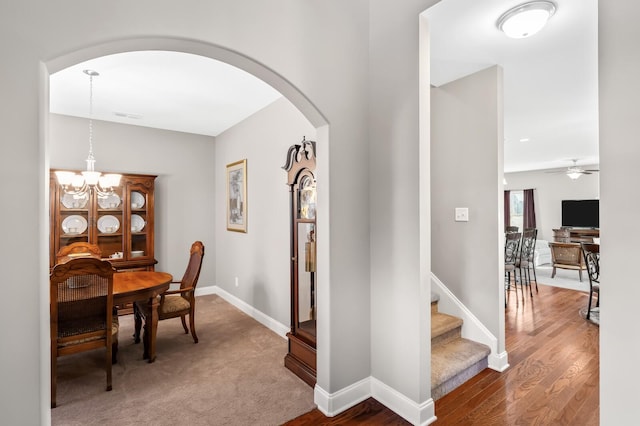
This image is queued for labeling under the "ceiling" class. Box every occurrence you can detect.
[49,51,282,137]
[426,0,598,173]
[49,0,598,174]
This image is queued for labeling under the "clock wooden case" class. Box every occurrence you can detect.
[282,139,317,386]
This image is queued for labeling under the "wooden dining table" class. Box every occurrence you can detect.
[113,271,172,363]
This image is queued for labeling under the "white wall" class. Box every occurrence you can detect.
[49,114,216,285]
[505,167,599,242]
[599,2,640,423]
[368,2,439,421]
[214,97,316,327]
[431,66,504,350]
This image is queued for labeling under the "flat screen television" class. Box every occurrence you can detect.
[561,199,599,228]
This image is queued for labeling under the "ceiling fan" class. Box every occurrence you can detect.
[546,159,599,180]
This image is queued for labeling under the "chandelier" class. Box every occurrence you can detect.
[55,69,121,197]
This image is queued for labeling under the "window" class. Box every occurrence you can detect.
[510,190,524,230]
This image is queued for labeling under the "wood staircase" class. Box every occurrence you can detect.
[431,293,491,400]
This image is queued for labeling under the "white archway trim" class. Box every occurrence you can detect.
[45,36,328,129]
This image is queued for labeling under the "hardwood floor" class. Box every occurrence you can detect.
[284,283,599,425]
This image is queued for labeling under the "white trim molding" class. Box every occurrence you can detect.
[315,377,370,417]
[431,273,510,372]
[314,376,437,425]
[371,377,437,425]
[197,285,290,338]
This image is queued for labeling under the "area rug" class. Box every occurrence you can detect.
[579,306,600,326]
[534,264,590,292]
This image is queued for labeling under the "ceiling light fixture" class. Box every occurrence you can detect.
[497,1,557,39]
[55,70,121,197]
[566,170,582,180]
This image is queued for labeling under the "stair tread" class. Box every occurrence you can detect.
[431,337,491,385]
[431,312,463,339]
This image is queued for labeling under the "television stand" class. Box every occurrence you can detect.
[552,228,599,243]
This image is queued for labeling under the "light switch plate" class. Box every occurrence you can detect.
[455,207,469,222]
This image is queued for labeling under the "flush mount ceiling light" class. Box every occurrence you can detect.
[497,1,557,39]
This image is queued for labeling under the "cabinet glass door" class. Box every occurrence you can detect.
[95,187,124,260]
[59,192,90,246]
[127,187,150,260]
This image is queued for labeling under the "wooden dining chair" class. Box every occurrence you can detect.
[581,243,600,320]
[56,242,102,263]
[134,241,205,348]
[505,232,521,305]
[520,228,539,295]
[50,257,118,408]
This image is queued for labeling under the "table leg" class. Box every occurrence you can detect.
[142,295,160,363]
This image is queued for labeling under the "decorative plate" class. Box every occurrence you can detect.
[61,193,89,209]
[131,191,145,209]
[62,215,88,234]
[98,193,121,209]
[131,214,146,232]
[97,215,120,234]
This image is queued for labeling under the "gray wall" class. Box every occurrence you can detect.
[3,1,639,424]
[599,2,640,423]
[49,114,216,285]
[1,2,374,424]
[213,97,316,327]
[504,168,599,242]
[431,66,504,351]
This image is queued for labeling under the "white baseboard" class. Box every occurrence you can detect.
[315,377,437,425]
[371,377,437,425]
[315,377,370,417]
[196,285,290,338]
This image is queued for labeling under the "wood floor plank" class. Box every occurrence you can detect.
[284,284,599,425]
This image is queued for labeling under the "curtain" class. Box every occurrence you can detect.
[523,188,536,229]
[504,190,510,231]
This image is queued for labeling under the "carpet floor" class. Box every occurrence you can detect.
[52,294,316,426]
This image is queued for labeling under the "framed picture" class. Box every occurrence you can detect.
[226,159,247,232]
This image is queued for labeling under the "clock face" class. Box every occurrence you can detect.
[298,175,316,220]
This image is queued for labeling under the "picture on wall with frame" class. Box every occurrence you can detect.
[226,159,247,233]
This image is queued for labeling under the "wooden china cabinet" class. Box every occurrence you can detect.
[282,138,317,387]
[49,170,157,272]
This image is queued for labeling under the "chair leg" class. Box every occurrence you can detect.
[189,313,198,344]
[112,341,118,365]
[180,315,189,334]
[579,269,583,282]
[133,304,142,344]
[531,265,538,293]
[51,345,57,409]
[586,290,593,320]
[551,267,556,278]
[527,268,533,297]
[106,342,113,392]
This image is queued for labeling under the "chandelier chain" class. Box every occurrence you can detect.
[87,71,95,167]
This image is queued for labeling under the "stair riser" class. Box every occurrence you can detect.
[431,326,461,347]
[432,357,488,401]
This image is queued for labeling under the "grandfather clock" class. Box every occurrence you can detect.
[282,138,317,386]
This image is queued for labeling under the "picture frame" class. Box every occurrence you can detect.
[226,159,247,232]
